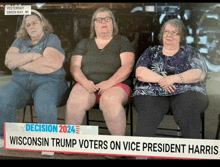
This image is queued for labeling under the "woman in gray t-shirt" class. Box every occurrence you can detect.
[65,7,135,136]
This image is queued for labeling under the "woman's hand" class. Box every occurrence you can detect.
[158,76,177,93]
[81,80,100,94]
[96,80,114,95]
[163,85,177,93]
[32,53,43,61]
[158,76,175,87]
[16,53,42,71]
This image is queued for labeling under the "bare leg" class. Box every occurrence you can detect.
[65,85,96,125]
[99,87,129,136]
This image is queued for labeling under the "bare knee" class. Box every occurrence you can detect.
[99,94,125,120]
[66,85,96,112]
[99,87,128,111]
[67,95,94,113]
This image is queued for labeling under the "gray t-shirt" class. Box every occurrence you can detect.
[72,34,134,86]
[11,33,66,78]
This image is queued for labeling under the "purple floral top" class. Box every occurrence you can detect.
[132,45,209,97]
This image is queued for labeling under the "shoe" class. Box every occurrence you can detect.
[41,152,54,156]
[105,156,122,160]
[136,157,149,160]
[0,138,4,148]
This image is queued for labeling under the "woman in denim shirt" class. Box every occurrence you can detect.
[132,19,209,139]
[0,10,70,145]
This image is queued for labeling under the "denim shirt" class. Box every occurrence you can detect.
[11,33,66,79]
[133,45,209,97]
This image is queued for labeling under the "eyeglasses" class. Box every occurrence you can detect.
[164,30,180,36]
[94,17,112,23]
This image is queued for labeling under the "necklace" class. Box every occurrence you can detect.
[166,56,171,60]
[99,49,104,52]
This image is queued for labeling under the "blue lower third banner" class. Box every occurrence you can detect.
[4,122,220,159]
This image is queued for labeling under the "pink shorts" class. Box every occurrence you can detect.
[75,82,132,103]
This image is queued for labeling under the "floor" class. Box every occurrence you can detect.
[0,71,220,159]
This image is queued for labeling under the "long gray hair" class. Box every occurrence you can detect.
[89,7,118,39]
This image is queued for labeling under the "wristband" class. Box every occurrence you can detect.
[179,74,185,83]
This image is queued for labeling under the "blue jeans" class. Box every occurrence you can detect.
[0,71,70,137]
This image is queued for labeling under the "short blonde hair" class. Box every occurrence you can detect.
[89,7,118,39]
[16,10,54,39]
[158,19,187,46]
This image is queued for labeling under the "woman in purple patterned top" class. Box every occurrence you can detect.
[132,19,209,139]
